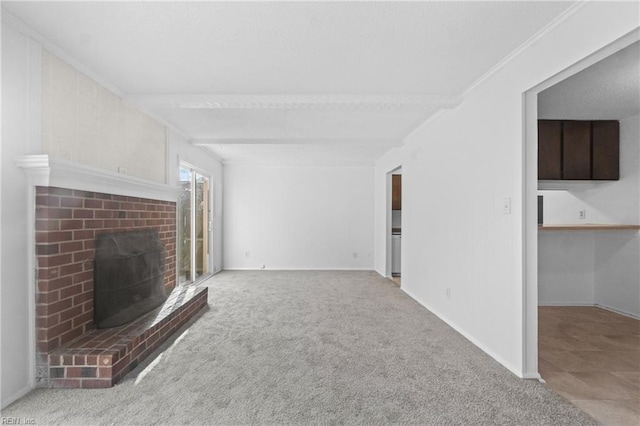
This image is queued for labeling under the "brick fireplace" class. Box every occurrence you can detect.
[18,156,208,388]
[35,187,177,356]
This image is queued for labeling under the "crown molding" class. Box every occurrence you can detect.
[2,9,196,142]
[16,155,182,202]
[193,144,224,164]
[402,108,449,143]
[1,9,126,98]
[461,2,587,98]
[125,94,462,111]
[403,1,587,143]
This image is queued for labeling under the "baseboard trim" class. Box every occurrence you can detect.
[1,383,33,410]
[402,288,524,379]
[595,303,640,320]
[539,302,640,320]
[538,302,592,306]
[222,267,374,271]
[523,372,543,380]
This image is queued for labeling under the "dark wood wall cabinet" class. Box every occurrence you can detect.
[392,174,402,210]
[538,120,619,181]
[538,120,562,179]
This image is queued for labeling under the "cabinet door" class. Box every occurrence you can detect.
[592,120,619,180]
[563,121,591,180]
[538,120,562,180]
[392,175,402,210]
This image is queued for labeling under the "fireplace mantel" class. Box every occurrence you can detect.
[16,155,181,202]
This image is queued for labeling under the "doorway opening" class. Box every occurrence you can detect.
[179,163,213,284]
[386,166,402,284]
[524,31,640,416]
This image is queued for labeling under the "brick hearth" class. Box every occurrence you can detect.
[48,285,208,388]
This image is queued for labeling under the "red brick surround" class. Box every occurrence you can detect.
[35,186,177,384]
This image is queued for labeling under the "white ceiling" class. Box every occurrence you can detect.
[3,1,576,164]
[539,41,640,120]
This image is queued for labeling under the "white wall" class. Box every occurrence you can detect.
[538,115,640,317]
[1,22,37,408]
[166,130,224,274]
[376,2,639,376]
[223,164,374,270]
[594,231,640,317]
[41,50,167,182]
[538,232,596,305]
[539,230,640,318]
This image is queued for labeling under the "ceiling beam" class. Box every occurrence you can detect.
[191,138,403,146]
[124,94,462,111]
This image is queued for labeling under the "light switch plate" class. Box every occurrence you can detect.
[502,197,511,214]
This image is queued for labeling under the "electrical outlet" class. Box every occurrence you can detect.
[579,210,586,220]
[353,252,358,258]
[446,288,451,299]
[245,251,250,258]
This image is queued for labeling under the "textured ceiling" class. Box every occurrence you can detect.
[538,41,640,120]
[3,1,577,164]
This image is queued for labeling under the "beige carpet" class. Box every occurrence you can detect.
[3,270,595,425]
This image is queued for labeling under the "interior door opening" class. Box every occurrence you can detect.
[523,29,639,381]
[386,166,402,284]
[526,35,640,425]
[391,172,402,284]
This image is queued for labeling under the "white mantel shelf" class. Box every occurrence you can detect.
[16,155,182,202]
[539,224,640,231]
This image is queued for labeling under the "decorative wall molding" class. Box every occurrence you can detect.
[125,94,463,111]
[16,155,182,202]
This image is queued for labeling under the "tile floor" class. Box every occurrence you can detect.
[539,306,640,425]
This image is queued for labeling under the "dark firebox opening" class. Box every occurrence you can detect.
[94,229,167,329]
